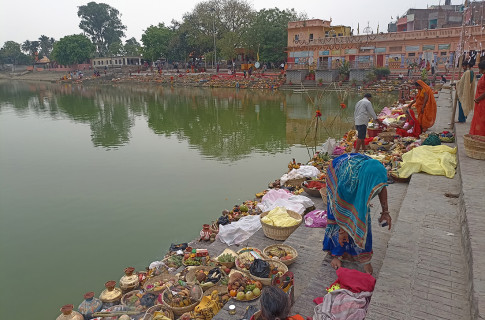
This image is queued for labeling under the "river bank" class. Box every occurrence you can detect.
[50,86,475,320]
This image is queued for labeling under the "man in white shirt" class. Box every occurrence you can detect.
[354,93,382,152]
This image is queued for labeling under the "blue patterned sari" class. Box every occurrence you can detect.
[322,153,387,263]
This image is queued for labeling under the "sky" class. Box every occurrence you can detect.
[0,0,459,46]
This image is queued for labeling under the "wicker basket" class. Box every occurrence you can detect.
[202,285,228,297]
[378,130,397,142]
[121,289,144,309]
[143,274,179,293]
[319,187,328,208]
[263,244,298,266]
[369,142,392,151]
[464,134,485,160]
[249,260,288,286]
[185,266,223,291]
[235,248,267,274]
[284,177,306,188]
[464,134,485,149]
[142,305,174,320]
[161,285,203,316]
[301,180,325,197]
[260,210,302,241]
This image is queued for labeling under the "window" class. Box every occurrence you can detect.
[309,33,313,41]
[390,46,402,53]
[338,33,343,37]
[441,52,447,56]
[325,31,329,37]
[408,53,415,57]
[294,34,299,41]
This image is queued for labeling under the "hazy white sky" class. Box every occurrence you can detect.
[0,0,456,45]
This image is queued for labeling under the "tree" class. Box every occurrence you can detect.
[51,34,94,65]
[22,40,40,56]
[245,8,304,64]
[141,23,173,63]
[38,35,55,58]
[0,41,31,65]
[124,37,141,56]
[108,40,124,56]
[179,0,256,61]
[77,2,126,57]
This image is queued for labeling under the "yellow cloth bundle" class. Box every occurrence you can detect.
[397,145,457,178]
[261,207,301,227]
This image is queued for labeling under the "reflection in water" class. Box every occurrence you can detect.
[0,81,397,158]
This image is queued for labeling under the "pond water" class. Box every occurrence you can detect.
[0,81,396,319]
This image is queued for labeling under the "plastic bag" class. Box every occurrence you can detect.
[217,215,230,226]
[305,210,327,228]
[249,259,270,278]
[169,243,188,252]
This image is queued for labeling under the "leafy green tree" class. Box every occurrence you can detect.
[77,1,126,56]
[179,0,255,61]
[51,34,94,65]
[245,8,303,64]
[124,37,141,56]
[21,40,40,57]
[0,41,31,65]
[108,40,124,56]
[38,35,55,58]
[166,20,190,62]
[141,23,173,63]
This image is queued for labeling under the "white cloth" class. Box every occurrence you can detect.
[354,97,377,126]
[257,190,314,215]
[280,166,321,185]
[216,215,262,246]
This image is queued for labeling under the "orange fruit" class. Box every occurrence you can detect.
[229,290,237,297]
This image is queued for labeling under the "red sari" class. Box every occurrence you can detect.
[396,108,422,138]
[470,75,485,136]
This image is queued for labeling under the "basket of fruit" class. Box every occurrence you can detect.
[121,290,159,312]
[235,248,267,274]
[161,284,203,316]
[162,255,183,269]
[217,251,236,269]
[227,271,262,302]
[183,250,211,267]
[185,267,224,291]
[263,245,298,266]
[369,141,392,151]
[142,305,174,320]
[248,260,288,286]
[301,180,326,198]
[143,274,179,293]
[260,210,302,241]
[284,178,307,188]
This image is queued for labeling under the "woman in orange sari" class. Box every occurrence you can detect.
[408,80,437,132]
[470,60,485,136]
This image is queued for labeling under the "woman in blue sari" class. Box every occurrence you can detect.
[323,153,392,275]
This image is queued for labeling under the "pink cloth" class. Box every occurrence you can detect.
[261,189,291,203]
[332,268,376,293]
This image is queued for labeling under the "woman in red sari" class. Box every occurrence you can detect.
[395,106,422,138]
[470,60,485,136]
[408,80,437,132]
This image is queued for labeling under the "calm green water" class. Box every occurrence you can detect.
[0,81,396,319]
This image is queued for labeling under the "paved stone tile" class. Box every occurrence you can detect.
[367,89,472,320]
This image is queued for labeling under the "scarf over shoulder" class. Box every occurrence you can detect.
[326,154,387,249]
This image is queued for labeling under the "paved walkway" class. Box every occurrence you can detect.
[366,89,472,319]
[454,98,485,319]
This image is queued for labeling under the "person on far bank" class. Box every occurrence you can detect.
[354,93,383,153]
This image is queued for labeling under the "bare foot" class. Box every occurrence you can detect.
[364,263,373,275]
[330,257,342,270]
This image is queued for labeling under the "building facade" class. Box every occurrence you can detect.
[287,24,485,73]
[91,56,142,68]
